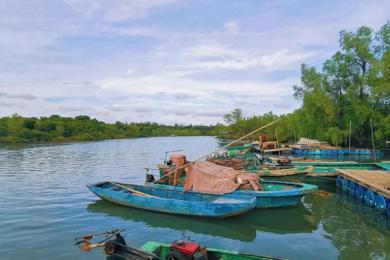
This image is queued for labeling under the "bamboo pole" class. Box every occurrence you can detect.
[155,120,279,182]
[108,181,157,198]
[348,120,352,151]
[370,118,376,162]
[275,130,281,157]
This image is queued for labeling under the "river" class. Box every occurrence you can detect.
[0,137,389,259]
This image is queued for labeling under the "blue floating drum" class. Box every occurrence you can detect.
[364,189,375,207]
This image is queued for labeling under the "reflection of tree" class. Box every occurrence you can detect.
[246,203,317,234]
[305,192,390,259]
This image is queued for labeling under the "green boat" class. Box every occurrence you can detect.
[141,241,286,260]
[75,229,287,260]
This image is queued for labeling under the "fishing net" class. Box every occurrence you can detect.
[184,161,260,194]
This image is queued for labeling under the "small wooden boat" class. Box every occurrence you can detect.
[152,180,317,208]
[75,229,287,260]
[87,181,256,218]
[141,241,286,260]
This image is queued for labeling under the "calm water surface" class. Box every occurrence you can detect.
[0,137,389,260]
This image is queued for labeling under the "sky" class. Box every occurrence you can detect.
[0,0,390,125]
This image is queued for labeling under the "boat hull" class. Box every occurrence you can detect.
[151,180,318,208]
[141,241,286,260]
[88,182,256,218]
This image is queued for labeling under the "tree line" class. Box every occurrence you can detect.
[218,23,390,148]
[0,114,215,143]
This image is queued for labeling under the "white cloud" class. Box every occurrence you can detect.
[63,0,179,21]
[182,45,238,58]
[223,21,239,34]
[181,47,323,71]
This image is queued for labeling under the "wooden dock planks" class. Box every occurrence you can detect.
[336,169,390,198]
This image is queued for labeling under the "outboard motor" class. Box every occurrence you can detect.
[146,172,155,183]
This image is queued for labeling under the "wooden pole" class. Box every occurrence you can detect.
[370,118,376,162]
[348,120,352,152]
[275,130,281,157]
[108,181,157,198]
[293,128,296,144]
[155,120,279,182]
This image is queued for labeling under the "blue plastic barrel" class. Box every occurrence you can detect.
[374,194,387,210]
[364,189,375,207]
[354,185,366,201]
[293,149,302,155]
[348,181,356,196]
[315,149,320,155]
[342,178,349,191]
[374,150,384,156]
[345,149,352,155]
[336,176,342,188]
[387,201,390,217]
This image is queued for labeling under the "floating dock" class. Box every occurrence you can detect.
[336,169,390,216]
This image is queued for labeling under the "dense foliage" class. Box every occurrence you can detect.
[219,23,390,148]
[0,114,215,143]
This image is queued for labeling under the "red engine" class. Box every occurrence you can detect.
[168,240,207,260]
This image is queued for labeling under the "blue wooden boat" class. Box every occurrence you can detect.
[152,180,317,208]
[87,181,256,218]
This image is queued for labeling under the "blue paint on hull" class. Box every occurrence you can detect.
[88,182,256,218]
[152,180,317,208]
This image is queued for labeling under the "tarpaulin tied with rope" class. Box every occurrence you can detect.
[184,161,260,195]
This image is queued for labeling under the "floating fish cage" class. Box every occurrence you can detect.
[336,175,390,217]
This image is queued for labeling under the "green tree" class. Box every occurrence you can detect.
[223,109,243,125]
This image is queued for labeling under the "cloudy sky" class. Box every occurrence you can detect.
[1,0,389,124]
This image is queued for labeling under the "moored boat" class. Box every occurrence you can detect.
[155,159,317,208]
[75,229,287,260]
[87,181,256,218]
[141,241,287,260]
[151,180,317,208]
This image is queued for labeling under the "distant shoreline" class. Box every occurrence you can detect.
[0,135,217,146]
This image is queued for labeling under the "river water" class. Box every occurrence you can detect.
[0,137,389,260]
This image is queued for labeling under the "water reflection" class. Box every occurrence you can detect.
[87,196,317,242]
[88,200,257,242]
[304,191,390,259]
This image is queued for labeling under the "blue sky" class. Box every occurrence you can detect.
[1,0,389,124]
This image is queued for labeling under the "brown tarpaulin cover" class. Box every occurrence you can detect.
[184,161,259,194]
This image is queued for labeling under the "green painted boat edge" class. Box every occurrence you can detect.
[376,162,390,171]
[141,241,288,260]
